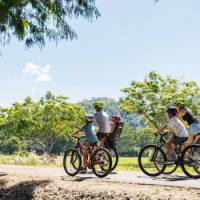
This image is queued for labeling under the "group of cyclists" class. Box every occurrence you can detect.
[156,99,200,162]
[69,98,200,175]
[70,101,121,173]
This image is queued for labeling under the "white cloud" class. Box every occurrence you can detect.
[22,62,52,82]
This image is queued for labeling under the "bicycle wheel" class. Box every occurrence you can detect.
[63,148,82,176]
[138,145,166,176]
[108,147,119,171]
[92,148,112,178]
[154,150,178,175]
[181,144,200,179]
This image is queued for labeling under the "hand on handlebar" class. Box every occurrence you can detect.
[154,132,159,136]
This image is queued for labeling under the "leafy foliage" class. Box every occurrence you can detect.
[0,136,22,154]
[120,71,200,129]
[79,97,144,128]
[0,91,85,154]
[0,0,100,48]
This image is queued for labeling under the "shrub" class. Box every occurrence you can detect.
[0,136,22,154]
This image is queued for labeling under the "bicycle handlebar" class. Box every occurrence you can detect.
[70,135,86,140]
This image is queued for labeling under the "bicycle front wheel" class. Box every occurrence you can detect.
[181,144,200,179]
[138,145,166,176]
[63,148,82,176]
[155,150,178,175]
[92,148,112,178]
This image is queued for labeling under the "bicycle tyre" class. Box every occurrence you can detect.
[181,144,200,179]
[63,148,82,176]
[92,148,112,178]
[138,144,166,177]
[109,147,119,171]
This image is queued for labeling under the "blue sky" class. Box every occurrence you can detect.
[1,0,200,107]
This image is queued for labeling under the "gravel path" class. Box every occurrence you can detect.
[0,165,200,199]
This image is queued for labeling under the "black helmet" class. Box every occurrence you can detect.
[166,107,177,116]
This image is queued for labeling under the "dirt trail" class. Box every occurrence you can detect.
[0,164,200,199]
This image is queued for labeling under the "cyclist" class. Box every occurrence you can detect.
[94,101,111,146]
[176,99,200,145]
[155,107,188,161]
[70,115,98,173]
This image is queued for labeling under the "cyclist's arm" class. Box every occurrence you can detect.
[156,124,168,135]
[70,130,81,136]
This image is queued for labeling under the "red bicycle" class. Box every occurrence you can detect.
[63,136,112,178]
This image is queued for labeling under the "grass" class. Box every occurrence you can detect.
[0,154,195,175]
[0,154,140,170]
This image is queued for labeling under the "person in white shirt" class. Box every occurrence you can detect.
[156,107,188,161]
[93,101,111,146]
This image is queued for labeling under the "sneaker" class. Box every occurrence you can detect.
[79,166,87,174]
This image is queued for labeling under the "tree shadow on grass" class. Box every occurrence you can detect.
[0,180,51,200]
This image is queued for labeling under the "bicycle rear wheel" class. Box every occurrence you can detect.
[63,148,82,176]
[138,145,166,176]
[181,144,200,179]
[108,147,118,172]
[92,148,112,178]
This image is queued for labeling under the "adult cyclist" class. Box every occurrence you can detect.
[176,99,200,145]
[93,101,111,146]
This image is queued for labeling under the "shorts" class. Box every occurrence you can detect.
[188,123,200,136]
[172,136,188,145]
[96,132,110,140]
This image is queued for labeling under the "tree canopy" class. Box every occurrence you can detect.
[0,0,100,48]
[0,91,85,153]
[120,71,200,129]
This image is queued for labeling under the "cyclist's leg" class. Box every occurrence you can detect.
[166,140,174,161]
[83,141,90,167]
[193,134,200,143]
[185,133,194,147]
[97,132,108,147]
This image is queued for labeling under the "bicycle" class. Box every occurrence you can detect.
[138,132,200,178]
[63,136,112,178]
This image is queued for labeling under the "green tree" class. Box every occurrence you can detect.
[0,0,100,48]
[80,97,144,128]
[0,136,22,154]
[0,92,85,154]
[120,71,200,129]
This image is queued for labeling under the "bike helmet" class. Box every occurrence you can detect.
[112,115,121,122]
[85,114,94,122]
[94,101,104,110]
[175,99,186,106]
[166,107,178,116]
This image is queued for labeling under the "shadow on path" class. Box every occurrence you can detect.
[0,180,51,200]
[61,175,95,182]
[137,174,194,182]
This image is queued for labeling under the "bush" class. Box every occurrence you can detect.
[0,136,22,154]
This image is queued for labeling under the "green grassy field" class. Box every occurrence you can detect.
[0,154,185,173]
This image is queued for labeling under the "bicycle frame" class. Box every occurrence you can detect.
[73,136,98,169]
[156,132,185,166]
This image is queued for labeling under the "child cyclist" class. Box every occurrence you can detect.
[70,115,98,173]
[155,107,188,161]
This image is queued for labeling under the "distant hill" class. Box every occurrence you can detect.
[79,97,144,128]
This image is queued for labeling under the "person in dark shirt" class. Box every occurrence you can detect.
[176,99,200,145]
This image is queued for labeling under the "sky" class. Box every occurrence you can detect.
[1,0,200,107]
